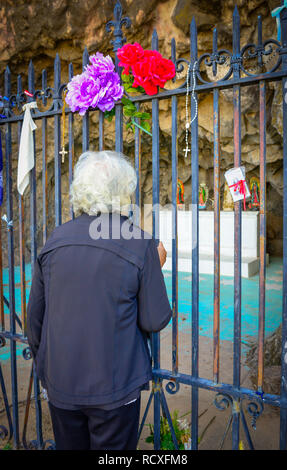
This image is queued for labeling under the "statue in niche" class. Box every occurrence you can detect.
[177,179,184,208]
[199,183,208,210]
[248,176,260,210]
[223,181,234,211]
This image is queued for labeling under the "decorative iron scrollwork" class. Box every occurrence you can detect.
[22,347,32,361]
[0,425,9,441]
[214,392,233,411]
[241,394,264,431]
[106,0,131,51]
[165,380,180,395]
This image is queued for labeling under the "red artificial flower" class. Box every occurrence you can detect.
[132,50,176,95]
[117,42,145,74]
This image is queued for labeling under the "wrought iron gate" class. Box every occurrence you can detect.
[0,0,287,450]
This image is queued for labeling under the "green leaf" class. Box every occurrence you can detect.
[140,120,151,133]
[125,121,133,130]
[104,109,115,122]
[121,72,132,83]
[121,96,132,106]
[123,107,136,117]
[139,112,150,120]
[133,111,145,118]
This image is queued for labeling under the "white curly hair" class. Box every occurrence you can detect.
[70,150,137,217]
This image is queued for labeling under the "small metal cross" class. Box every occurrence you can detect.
[183,147,190,158]
[59,146,68,163]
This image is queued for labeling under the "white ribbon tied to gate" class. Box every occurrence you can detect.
[17,101,38,195]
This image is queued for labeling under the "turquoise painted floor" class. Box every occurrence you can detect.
[0,257,283,361]
[163,256,283,342]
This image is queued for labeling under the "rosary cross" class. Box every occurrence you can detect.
[183,147,190,158]
[59,146,68,163]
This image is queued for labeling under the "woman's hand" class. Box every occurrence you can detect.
[157,241,167,268]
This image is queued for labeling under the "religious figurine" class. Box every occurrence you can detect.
[223,181,234,211]
[177,179,184,207]
[248,176,260,210]
[199,183,208,210]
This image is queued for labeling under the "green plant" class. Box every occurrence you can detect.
[2,441,12,450]
[145,409,191,450]
[104,72,152,136]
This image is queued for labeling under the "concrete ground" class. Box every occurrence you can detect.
[0,328,280,450]
[0,258,283,449]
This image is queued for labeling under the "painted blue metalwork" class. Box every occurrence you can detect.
[0,0,287,451]
[54,53,62,227]
[232,5,242,450]
[42,68,48,241]
[190,16,200,451]
[68,63,75,221]
[212,26,220,385]
[171,38,179,382]
[82,47,89,153]
[280,2,287,451]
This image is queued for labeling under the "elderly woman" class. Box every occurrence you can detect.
[27,150,171,451]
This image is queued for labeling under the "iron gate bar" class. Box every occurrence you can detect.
[4,64,19,447]
[68,63,75,222]
[280,4,287,451]
[0,362,12,440]
[28,59,43,450]
[54,54,62,227]
[171,35,179,378]
[190,15,199,451]
[2,71,287,126]
[42,68,49,240]
[17,74,27,338]
[152,368,283,408]
[151,27,161,452]
[0,210,3,331]
[82,47,90,154]
[134,101,141,228]
[258,79,266,392]
[232,5,242,450]
[213,25,220,385]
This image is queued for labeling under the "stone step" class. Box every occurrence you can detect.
[163,252,270,278]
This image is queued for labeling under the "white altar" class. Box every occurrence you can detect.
[159,210,269,278]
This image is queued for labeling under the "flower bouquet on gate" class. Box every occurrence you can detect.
[65,44,176,136]
[116,42,176,135]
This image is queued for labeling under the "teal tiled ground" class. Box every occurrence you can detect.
[163,256,283,342]
[0,257,283,361]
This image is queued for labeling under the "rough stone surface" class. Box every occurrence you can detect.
[245,325,282,396]
[0,0,284,264]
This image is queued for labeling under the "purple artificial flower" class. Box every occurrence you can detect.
[85,52,115,75]
[65,52,124,115]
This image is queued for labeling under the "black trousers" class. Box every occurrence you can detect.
[48,398,141,450]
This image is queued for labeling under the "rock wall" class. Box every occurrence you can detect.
[0,0,284,263]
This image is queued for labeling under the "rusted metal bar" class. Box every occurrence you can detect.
[232,5,242,450]
[134,102,141,227]
[4,65,19,448]
[68,63,74,221]
[190,15,200,451]
[213,27,221,385]
[280,4,287,451]
[42,69,48,242]
[171,37,179,377]
[0,206,4,332]
[257,80,266,392]
[17,75,27,337]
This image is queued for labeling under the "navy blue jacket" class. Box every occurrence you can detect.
[26,212,172,407]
